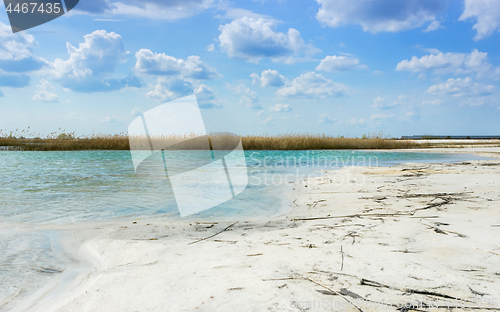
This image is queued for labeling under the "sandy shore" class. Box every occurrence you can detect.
[13,148,500,312]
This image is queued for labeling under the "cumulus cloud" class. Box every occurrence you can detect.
[50,30,143,92]
[459,0,500,40]
[427,77,495,97]
[145,78,219,108]
[194,84,220,109]
[396,49,499,77]
[269,104,292,112]
[316,55,366,72]
[315,0,448,33]
[0,21,48,73]
[134,49,219,79]
[277,72,351,99]
[319,114,336,124]
[251,69,287,87]
[134,49,220,108]
[226,82,262,109]
[218,17,320,64]
[32,79,59,102]
[146,77,194,102]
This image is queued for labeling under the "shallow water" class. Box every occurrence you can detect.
[0,150,481,309]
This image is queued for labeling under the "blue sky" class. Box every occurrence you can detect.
[1,0,499,137]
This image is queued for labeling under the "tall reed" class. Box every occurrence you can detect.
[0,131,418,151]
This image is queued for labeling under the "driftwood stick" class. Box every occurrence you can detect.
[340,246,344,271]
[360,278,474,303]
[421,222,467,238]
[292,212,412,221]
[188,221,238,245]
[306,277,364,312]
[471,246,500,257]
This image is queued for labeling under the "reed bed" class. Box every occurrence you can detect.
[0,131,419,151]
[240,134,416,150]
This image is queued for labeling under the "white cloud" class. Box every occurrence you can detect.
[263,116,275,124]
[316,55,366,72]
[427,77,495,97]
[255,110,264,116]
[146,77,194,101]
[226,83,261,109]
[0,20,48,73]
[459,0,500,40]
[372,95,407,110]
[250,69,287,87]
[134,49,219,79]
[50,30,142,92]
[206,43,215,52]
[421,99,443,105]
[315,0,447,33]
[423,20,442,32]
[218,17,320,64]
[52,30,126,79]
[277,72,351,99]
[269,104,292,112]
[396,49,498,77]
[319,114,336,124]
[32,79,59,103]
[194,84,220,109]
[145,78,219,108]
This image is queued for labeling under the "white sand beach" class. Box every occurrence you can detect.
[13,147,500,312]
